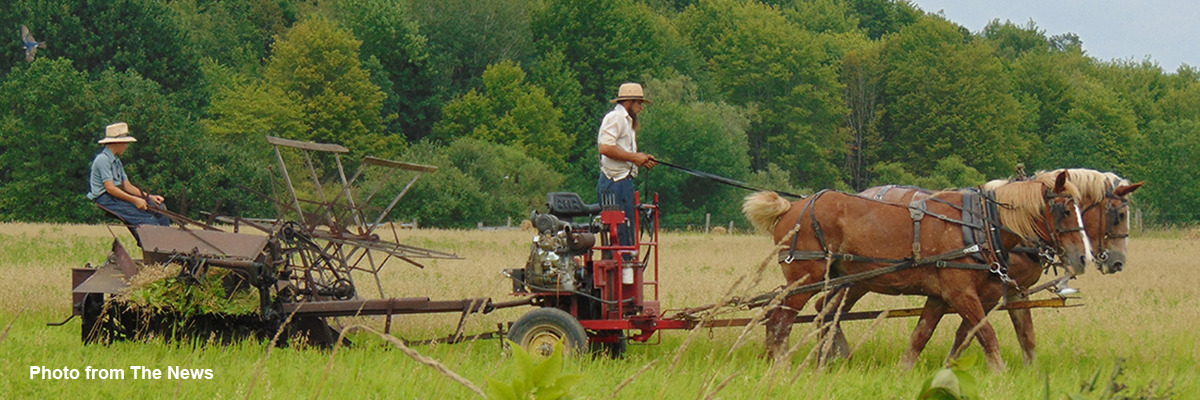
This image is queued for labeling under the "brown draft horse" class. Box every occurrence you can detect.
[816,170,1144,366]
[742,171,1090,371]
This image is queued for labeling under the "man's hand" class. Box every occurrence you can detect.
[636,153,658,169]
[133,197,149,210]
[149,194,165,205]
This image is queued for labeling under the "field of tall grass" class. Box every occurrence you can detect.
[0,222,1195,398]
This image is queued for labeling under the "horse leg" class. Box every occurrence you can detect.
[900,297,949,370]
[944,293,1006,372]
[764,291,815,361]
[1008,305,1036,365]
[816,286,867,360]
[946,318,974,364]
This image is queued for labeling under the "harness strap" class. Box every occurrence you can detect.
[756,245,985,309]
[909,198,926,259]
[785,190,831,263]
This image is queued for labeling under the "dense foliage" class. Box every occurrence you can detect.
[1,0,1197,227]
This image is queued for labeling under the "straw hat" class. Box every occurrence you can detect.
[98,122,137,144]
[610,82,651,104]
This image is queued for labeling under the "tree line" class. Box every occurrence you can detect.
[1,0,1196,228]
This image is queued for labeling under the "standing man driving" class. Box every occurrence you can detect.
[597,82,657,249]
[87,122,171,226]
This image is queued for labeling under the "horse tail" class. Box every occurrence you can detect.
[743,191,793,233]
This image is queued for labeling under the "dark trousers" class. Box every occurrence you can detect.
[95,193,170,226]
[597,174,636,248]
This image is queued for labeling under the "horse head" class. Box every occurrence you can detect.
[1087,181,1144,273]
[1046,169,1144,274]
[993,170,1092,274]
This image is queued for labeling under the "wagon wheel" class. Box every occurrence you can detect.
[508,308,588,357]
[80,293,105,344]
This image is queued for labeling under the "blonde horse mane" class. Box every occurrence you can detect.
[990,173,1081,239]
[1044,168,1132,202]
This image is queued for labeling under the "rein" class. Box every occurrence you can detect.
[655,160,807,199]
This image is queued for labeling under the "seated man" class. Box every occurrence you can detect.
[86,122,170,226]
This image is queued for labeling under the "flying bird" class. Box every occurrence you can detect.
[21,25,46,62]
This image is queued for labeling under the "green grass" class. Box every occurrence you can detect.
[1,224,1196,398]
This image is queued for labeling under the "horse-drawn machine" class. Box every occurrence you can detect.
[60,136,1138,366]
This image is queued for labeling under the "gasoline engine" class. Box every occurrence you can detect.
[511,211,597,293]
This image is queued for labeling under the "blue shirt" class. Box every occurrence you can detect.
[87,147,128,200]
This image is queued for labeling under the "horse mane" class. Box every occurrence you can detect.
[1043,168,1132,202]
[990,174,1081,239]
[980,179,1008,192]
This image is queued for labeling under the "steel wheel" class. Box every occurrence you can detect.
[508,308,588,357]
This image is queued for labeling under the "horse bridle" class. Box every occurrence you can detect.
[1036,189,1087,257]
[1079,187,1131,263]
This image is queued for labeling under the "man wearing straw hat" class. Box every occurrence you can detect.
[597,82,657,250]
[86,122,170,226]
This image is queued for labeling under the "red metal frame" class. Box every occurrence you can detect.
[564,193,682,343]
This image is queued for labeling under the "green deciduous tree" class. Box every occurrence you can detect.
[1034,78,1140,172]
[0,60,102,222]
[844,0,921,40]
[529,50,593,173]
[1,0,203,106]
[873,16,1025,177]
[203,80,308,145]
[638,76,753,227]
[1134,119,1200,224]
[165,0,298,70]
[404,0,536,97]
[979,19,1053,61]
[433,61,570,170]
[331,0,440,140]
[265,17,396,155]
[679,0,848,189]
[0,59,270,222]
[868,155,984,189]
[531,0,690,108]
[395,138,564,228]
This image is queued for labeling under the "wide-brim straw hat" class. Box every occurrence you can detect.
[609,82,651,104]
[98,122,137,144]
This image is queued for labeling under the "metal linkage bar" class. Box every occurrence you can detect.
[682,298,1078,328]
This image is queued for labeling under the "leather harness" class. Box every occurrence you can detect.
[770,188,1079,305]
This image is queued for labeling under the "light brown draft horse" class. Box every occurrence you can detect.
[815,170,1143,366]
[743,171,1090,371]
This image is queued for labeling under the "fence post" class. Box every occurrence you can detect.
[729,221,734,234]
[507,216,512,228]
[1134,208,1143,233]
[478,221,483,230]
[705,213,711,233]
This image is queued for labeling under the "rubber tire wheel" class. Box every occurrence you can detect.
[508,308,588,357]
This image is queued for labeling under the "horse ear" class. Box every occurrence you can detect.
[1114,181,1145,196]
[1054,170,1069,193]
